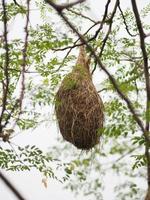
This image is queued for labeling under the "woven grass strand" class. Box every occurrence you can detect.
[55,46,104,150]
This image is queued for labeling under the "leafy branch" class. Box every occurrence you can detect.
[45,0,146,134]
[0,0,10,131]
[19,0,30,110]
[131,0,150,193]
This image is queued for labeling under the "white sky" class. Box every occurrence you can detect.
[0,0,150,200]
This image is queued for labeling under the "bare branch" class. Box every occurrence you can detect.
[97,88,108,93]
[45,0,86,12]
[13,0,22,7]
[52,20,100,52]
[52,0,112,53]
[99,0,119,57]
[89,0,111,44]
[52,0,113,72]
[91,0,112,73]
[52,0,113,55]
[52,21,101,72]
[0,171,25,200]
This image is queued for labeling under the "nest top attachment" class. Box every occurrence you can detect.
[55,46,104,150]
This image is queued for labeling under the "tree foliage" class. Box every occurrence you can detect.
[0,0,150,199]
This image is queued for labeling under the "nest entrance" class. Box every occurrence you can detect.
[55,46,104,150]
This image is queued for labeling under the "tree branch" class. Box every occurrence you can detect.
[13,0,22,8]
[118,1,137,37]
[0,171,25,200]
[45,0,86,12]
[52,0,111,53]
[131,0,150,131]
[0,0,30,132]
[99,0,119,57]
[45,0,147,138]
[19,0,30,111]
[0,0,10,131]
[89,0,111,45]
[56,21,101,50]
[91,0,112,73]
[67,8,96,23]
[131,0,150,189]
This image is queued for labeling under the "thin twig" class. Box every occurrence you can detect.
[45,0,86,12]
[8,142,28,167]
[52,20,101,52]
[53,21,101,72]
[97,88,108,93]
[2,101,19,129]
[45,0,147,140]
[13,0,22,8]
[0,0,30,132]
[88,0,111,47]
[19,0,30,110]
[99,0,119,58]
[52,0,112,53]
[67,8,96,23]
[52,0,114,61]
[0,171,25,200]
[118,1,137,37]
[116,146,139,162]
[91,0,111,73]
[103,146,139,166]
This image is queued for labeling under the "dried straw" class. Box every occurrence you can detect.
[55,46,104,150]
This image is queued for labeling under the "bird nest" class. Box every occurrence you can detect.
[55,46,104,150]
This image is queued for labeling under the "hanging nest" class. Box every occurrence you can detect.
[55,46,104,150]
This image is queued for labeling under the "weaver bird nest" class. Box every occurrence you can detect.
[55,46,104,150]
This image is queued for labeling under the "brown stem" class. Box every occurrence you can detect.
[92,0,113,73]
[45,0,86,12]
[13,0,22,7]
[0,0,10,129]
[0,171,25,200]
[67,8,96,23]
[118,1,137,37]
[45,0,147,138]
[99,0,119,57]
[131,0,150,191]
[19,0,30,110]
[131,0,150,128]
[145,188,150,200]
[1,0,30,131]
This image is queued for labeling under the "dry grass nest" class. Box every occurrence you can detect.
[55,46,104,150]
